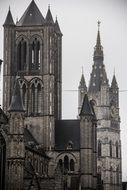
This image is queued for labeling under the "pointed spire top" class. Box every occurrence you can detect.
[94,21,103,60]
[4,7,15,26]
[55,18,62,35]
[111,74,118,89]
[79,94,94,116]
[8,79,25,112]
[45,5,54,24]
[98,20,101,31]
[96,21,101,47]
[17,0,45,26]
[79,73,87,93]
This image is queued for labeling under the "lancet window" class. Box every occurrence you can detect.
[17,38,27,71]
[30,78,43,115]
[30,38,40,70]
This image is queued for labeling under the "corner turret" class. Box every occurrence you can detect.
[78,73,87,115]
[45,6,54,24]
[4,7,15,27]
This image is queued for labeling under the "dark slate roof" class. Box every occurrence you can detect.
[45,7,54,24]
[4,8,15,26]
[80,94,94,116]
[55,120,80,150]
[8,79,25,112]
[55,18,62,35]
[111,74,118,89]
[17,0,45,26]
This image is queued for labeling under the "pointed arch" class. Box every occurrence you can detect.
[30,37,41,71]
[17,38,27,71]
[70,159,75,171]
[64,155,69,171]
[29,78,43,115]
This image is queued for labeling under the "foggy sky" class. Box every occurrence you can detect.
[0,0,127,181]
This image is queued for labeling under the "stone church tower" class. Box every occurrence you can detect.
[78,22,122,190]
[3,0,62,150]
[1,1,122,189]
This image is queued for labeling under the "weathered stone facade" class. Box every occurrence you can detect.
[0,1,122,190]
[78,23,122,190]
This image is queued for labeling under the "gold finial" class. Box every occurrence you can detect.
[97,20,101,30]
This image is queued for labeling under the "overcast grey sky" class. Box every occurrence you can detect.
[0,0,127,181]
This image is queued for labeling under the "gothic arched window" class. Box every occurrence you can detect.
[110,141,112,157]
[64,155,69,171]
[37,83,42,113]
[116,141,119,158]
[31,84,35,113]
[17,38,27,71]
[98,140,102,157]
[30,38,40,70]
[22,83,27,110]
[70,159,75,171]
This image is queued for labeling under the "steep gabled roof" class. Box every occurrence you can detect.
[45,7,54,24]
[80,94,94,116]
[8,79,25,112]
[17,0,45,26]
[55,120,80,150]
[4,8,15,26]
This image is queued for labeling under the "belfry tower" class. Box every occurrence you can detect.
[3,0,62,150]
[88,22,122,190]
[78,21,122,190]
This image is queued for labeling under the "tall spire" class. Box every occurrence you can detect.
[111,74,118,89]
[88,21,108,93]
[45,5,54,24]
[94,21,103,60]
[4,7,15,26]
